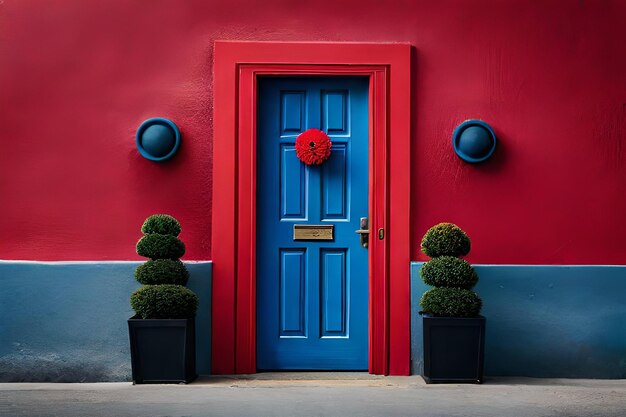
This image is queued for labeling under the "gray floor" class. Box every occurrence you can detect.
[1,373,626,417]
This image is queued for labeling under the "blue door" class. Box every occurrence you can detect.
[256,77,369,370]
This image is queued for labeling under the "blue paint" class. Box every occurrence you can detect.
[186,262,212,375]
[5,259,626,379]
[452,119,496,163]
[256,77,369,370]
[136,117,181,161]
[0,261,211,382]
[411,262,626,378]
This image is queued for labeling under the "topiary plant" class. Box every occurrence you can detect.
[420,287,482,317]
[419,223,482,317]
[141,214,182,236]
[420,222,471,258]
[131,214,198,319]
[420,256,478,289]
[135,259,189,286]
[131,284,198,319]
[136,234,186,259]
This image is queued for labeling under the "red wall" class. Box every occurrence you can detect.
[1,0,625,263]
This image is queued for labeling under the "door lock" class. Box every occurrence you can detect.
[355,217,369,248]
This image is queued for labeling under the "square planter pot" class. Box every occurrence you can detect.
[422,314,485,384]
[128,316,197,384]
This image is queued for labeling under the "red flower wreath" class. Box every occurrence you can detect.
[295,128,332,165]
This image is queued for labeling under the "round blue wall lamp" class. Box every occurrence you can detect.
[136,117,181,162]
[452,120,497,163]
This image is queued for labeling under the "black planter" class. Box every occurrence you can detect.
[128,316,197,384]
[422,315,485,384]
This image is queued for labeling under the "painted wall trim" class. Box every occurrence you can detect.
[0,260,213,265]
[212,41,412,376]
[443,264,626,268]
[0,261,212,382]
[411,262,626,378]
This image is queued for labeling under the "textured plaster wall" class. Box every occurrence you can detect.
[411,263,626,378]
[0,261,212,382]
[0,0,625,263]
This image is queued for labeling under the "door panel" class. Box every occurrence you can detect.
[257,76,369,370]
[321,248,347,337]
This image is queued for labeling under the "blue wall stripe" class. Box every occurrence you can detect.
[0,261,211,382]
[411,262,626,378]
[4,260,625,380]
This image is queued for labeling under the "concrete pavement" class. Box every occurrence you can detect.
[1,373,625,417]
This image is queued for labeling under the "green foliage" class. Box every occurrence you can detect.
[419,223,481,318]
[420,256,478,289]
[130,284,198,319]
[131,215,197,319]
[135,259,189,286]
[420,287,482,317]
[141,214,182,236]
[421,223,471,258]
[136,234,185,259]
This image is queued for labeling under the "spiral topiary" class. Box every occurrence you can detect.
[420,222,471,258]
[131,214,198,319]
[419,223,481,317]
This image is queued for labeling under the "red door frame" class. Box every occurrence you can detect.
[212,41,411,375]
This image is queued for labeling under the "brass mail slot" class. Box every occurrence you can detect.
[293,224,334,241]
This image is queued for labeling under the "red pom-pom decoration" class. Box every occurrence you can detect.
[295,129,332,165]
